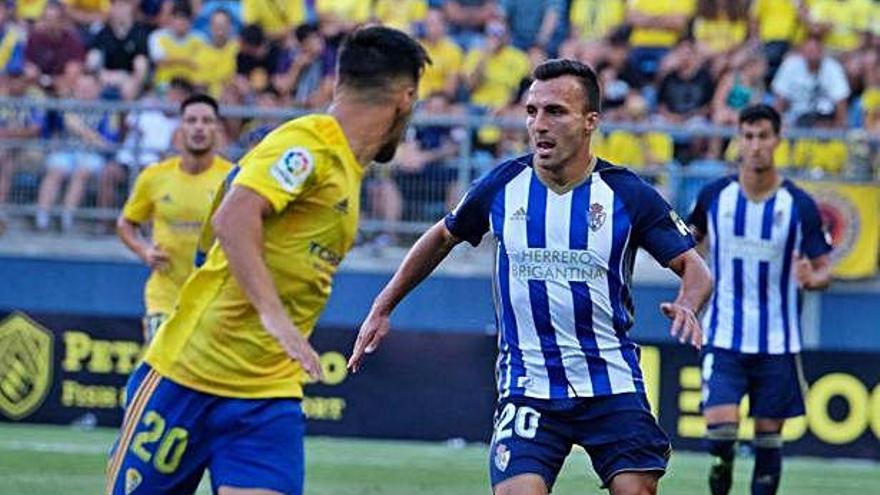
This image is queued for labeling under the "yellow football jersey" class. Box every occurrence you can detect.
[144,115,362,399]
[122,155,234,315]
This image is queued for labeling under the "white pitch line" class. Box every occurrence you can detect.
[0,439,109,455]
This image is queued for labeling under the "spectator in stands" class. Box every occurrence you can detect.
[198,8,238,97]
[499,0,563,54]
[416,8,463,100]
[315,0,369,32]
[625,0,696,87]
[0,68,46,229]
[367,92,462,244]
[64,0,110,36]
[273,22,333,109]
[216,81,245,147]
[771,34,850,127]
[692,0,749,76]
[596,61,633,121]
[862,55,880,133]
[17,0,49,21]
[37,74,121,231]
[235,23,282,94]
[147,1,204,88]
[709,49,767,156]
[462,20,530,111]
[0,1,26,76]
[87,0,149,101]
[442,0,498,51]
[806,0,873,55]
[242,0,308,41]
[657,38,715,125]
[791,112,848,176]
[97,77,193,216]
[373,0,427,34]
[565,0,626,46]
[24,1,86,93]
[750,0,809,82]
[596,92,673,181]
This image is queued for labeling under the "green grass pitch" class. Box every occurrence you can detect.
[1,423,878,494]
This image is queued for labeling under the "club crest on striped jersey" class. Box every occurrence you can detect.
[588,202,606,232]
[494,443,510,472]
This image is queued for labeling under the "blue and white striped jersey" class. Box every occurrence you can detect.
[445,155,695,400]
[688,176,831,355]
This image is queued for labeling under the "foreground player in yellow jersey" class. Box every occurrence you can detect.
[117,94,233,342]
[106,26,429,495]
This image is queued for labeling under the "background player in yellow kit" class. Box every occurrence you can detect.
[117,93,233,342]
[105,26,429,495]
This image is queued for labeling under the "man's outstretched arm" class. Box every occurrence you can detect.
[348,220,463,371]
[662,249,713,349]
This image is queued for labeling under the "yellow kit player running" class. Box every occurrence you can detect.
[117,94,233,342]
[106,26,429,495]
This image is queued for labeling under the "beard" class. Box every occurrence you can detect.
[374,140,399,163]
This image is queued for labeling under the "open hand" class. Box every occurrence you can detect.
[347,310,391,373]
[661,302,702,349]
[143,244,170,271]
[260,312,324,381]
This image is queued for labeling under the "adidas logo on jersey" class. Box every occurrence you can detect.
[334,198,350,215]
[510,207,528,221]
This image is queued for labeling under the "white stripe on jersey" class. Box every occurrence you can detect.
[703,182,803,354]
[543,187,594,398]
[588,176,638,394]
[495,167,641,399]
[502,168,551,397]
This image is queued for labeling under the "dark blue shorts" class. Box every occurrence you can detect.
[702,347,807,419]
[488,393,670,490]
[106,363,305,495]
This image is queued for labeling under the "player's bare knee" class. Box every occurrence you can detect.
[754,418,784,434]
[608,472,659,495]
[493,474,548,495]
[704,405,739,425]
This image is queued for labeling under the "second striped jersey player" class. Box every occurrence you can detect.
[688,104,832,495]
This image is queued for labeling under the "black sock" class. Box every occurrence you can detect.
[752,432,782,495]
[706,423,738,495]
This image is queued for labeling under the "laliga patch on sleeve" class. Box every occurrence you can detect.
[270,148,314,192]
[670,209,690,237]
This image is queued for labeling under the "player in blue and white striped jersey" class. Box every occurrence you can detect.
[687,104,832,495]
[350,59,713,495]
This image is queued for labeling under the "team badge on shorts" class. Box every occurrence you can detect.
[125,467,142,494]
[494,443,511,472]
[589,203,606,232]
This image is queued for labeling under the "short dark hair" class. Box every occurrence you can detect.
[336,25,430,94]
[240,24,265,47]
[295,22,321,43]
[171,0,192,19]
[739,104,781,135]
[533,59,601,113]
[180,93,219,116]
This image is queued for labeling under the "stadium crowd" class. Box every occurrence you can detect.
[1,0,880,233]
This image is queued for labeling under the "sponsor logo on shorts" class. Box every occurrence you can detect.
[494,443,510,472]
